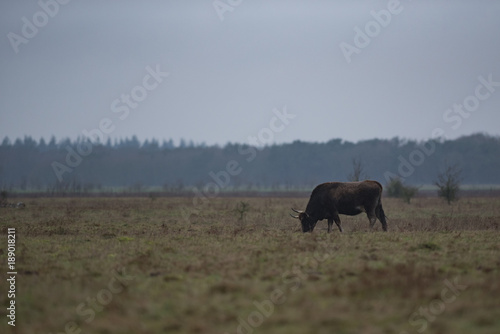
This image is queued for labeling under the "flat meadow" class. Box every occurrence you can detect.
[0,195,499,334]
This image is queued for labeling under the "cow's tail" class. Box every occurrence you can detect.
[376,196,388,232]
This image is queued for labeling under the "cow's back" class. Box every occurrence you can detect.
[307,181,382,214]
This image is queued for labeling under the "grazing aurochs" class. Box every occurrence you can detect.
[290,180,387,233]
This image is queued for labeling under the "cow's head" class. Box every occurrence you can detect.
[290,209,317,232]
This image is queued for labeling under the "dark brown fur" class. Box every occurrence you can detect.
[293,180,387,232]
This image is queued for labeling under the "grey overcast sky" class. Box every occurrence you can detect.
[1,0,499,146]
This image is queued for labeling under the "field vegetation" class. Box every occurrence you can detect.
[1,196,499,334]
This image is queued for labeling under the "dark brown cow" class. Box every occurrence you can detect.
[291,180,387,233]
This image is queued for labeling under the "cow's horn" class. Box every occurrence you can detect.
[291,208,309,218]
[290,213,300,219]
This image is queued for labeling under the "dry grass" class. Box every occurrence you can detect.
[0,196,499,334]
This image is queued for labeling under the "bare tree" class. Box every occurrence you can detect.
[348,158,368,182]
[435,163,462,204]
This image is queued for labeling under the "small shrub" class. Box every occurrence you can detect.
[401,185,419,204]
[387,178,404,198]
[386,177,419,203]
[435,163,462,204]
[235,201,250,221]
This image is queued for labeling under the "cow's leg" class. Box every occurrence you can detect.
[368,214,377,229]
[327,218,333,233]
[367,209,377,230]
[333,213,343,232]
[365,201,380,231]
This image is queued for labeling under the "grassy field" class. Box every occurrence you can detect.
[0,196,499,334]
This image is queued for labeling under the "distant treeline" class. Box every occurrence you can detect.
[1,133,499,193]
